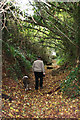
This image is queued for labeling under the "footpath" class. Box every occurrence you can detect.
[2,60,79,118]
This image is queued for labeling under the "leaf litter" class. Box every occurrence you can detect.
[2,61,79,118]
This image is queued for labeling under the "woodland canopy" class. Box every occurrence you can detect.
[1,0,80,97]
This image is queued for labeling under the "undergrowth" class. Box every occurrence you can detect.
[61,67,80,98]
[3,42,32,81]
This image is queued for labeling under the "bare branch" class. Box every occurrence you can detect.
[1,12,9,31]
[41,4,75,32]
[47,2,70,13]
[31,3,78,48]
[8,8,22,26]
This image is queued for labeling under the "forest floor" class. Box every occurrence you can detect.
[2,60,79,118]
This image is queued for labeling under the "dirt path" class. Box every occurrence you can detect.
[2,60,79,118]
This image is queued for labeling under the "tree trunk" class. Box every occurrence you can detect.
[76,2,80,85]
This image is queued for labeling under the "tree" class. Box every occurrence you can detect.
[2,0,52,81]
[1,0,80,97]
[23,1,80,86]
[22,2,79,64]
[74,2,80,85]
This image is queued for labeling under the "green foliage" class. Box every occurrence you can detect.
[56,46,76,66]
[6,64,19,82]
[57,57,67,66]
[61,67,80,98]
[52,55,57,59]
[2,1,80,86]
[2,16,51,81]
[15,50,31,73]
[56,52,69,66]
[3,42,31,80]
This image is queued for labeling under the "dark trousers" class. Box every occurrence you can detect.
[34,72,43,90]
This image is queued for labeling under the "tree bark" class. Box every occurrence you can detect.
[75,2,80,85]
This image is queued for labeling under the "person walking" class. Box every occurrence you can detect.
[32,56,45,90]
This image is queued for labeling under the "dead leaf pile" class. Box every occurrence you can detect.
[2,61,79,118]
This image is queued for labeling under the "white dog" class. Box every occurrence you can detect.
[22,76,29,91]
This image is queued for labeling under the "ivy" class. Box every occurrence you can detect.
[61,67,80,98]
